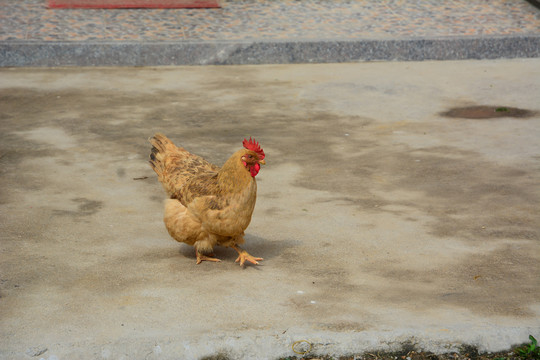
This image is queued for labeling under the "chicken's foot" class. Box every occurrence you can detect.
[232,245,263,267]
[196,250,221,265]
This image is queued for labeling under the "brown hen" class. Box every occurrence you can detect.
[149,134,265,266]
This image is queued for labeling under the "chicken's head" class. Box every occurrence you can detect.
[242,138,265,177]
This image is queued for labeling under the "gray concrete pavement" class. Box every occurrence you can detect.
[0,60,539,359]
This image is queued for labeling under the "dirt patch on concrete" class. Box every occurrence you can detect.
[441,105,536,119]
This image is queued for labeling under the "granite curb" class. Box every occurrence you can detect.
[1,34,540,66]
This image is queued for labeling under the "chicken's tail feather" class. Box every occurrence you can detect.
[149,133,175,179]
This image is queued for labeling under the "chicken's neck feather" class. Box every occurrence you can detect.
[217,150,254,194]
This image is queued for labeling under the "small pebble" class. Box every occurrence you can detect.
[26,346,47,357]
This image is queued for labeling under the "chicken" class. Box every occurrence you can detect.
[149,134,266,266]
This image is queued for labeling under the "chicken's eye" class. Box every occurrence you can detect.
[247,154,253,158]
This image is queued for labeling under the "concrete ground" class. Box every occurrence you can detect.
[0,59,539,359]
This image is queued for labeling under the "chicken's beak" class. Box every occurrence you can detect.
[258,159,266,165]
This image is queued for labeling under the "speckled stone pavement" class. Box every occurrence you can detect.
[1,0,538,42]
[1,0,540,65]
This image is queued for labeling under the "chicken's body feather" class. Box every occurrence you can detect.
[149,134,218,198]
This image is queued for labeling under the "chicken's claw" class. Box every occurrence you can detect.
[232,245,263,267]
[235,253,263,266]
[196,251,221,265]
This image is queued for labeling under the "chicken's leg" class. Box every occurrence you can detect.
[195,250,221,265]
[231,245,263,266]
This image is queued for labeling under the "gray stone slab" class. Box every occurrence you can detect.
[1,35,539,67]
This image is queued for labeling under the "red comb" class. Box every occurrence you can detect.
[243,137,265,160]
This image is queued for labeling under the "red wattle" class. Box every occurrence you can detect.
[249,163,260,177]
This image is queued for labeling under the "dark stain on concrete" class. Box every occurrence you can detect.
[116,167,126,178]
[441,105,537,119]
[53,198,103,217]
[293,135,539,242]
[368,244,539,317]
